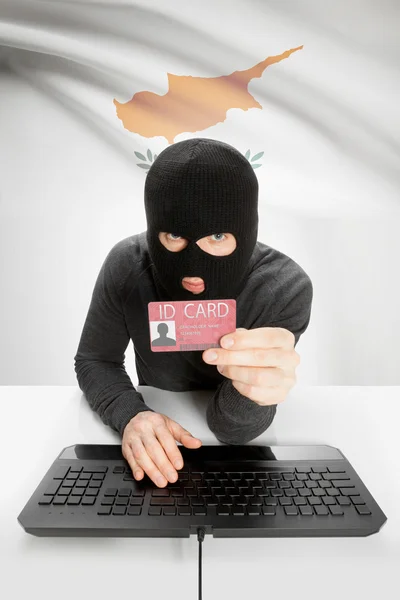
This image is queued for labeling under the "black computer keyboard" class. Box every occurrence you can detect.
[18,444,387,538]
[37,463,372,519]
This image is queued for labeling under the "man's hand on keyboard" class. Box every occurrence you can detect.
[121,411,202,488]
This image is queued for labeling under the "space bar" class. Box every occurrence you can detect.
[202,464,294,472]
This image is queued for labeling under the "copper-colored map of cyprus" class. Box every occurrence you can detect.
[114,46,303,144]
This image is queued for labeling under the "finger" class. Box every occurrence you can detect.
[232,380,288,405]
[122,442,144,480]
[168,420,202,448]
[206,347,293,368]
[130,436,168,487]
[142,431,180,484]
[220,327,295,351]
[218,365,287,387]
[153,423,185,470]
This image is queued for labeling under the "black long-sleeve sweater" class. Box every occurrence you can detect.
[74,231,313,443]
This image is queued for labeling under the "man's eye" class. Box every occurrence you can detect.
[211,233,226,242]
[168,233,182,241]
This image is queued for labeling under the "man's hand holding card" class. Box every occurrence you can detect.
[202,326,300,407]
[149,299,299,408]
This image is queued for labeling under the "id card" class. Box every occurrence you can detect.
[148,299,236,352]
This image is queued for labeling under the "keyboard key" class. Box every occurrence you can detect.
[92,473,105,481]
[191,499,205,506]
[149,507,162,516]
[69,467,82,474]
[270,473,281,481]
[217,506,230,515]
[355,505,372,516]
[305,481,318,488]
[232,506,246,515]
[292,481,304,489]
[247,507,261,516]
[66,473,79,480]
[113,506,127,515]
[132,490,145,497]
[58,487,71,496]
[349,496,365,505]
[101,498,115,506]
[318,481,332,488]
[295,467,312,473]
[242,473,254,480]
[278,481,291,489]
[311,466,328,473]
[66,497,81,505]
[163,507,177,516]
[81,497,96,505]
[262,506,276,515]
[255,472,268,479]
[309,473,322,480]
[38,496,52,505]
[191,472,202,480]
[284,506,299,515]
[89,466,108,473]
[296,473,308,481]
[178,507,192,516]
[88,480,102,488]
[322,496,337,505]
[177,498,190,506]
[314,505,329,515]
[75,481,88,488]
[44,481,62,496]
[193,507,207,516]
[327,466,346,473]
[337,496,351,506]
[118,488,132,497]
[79,473,91,481]
[104,488,118,497]
[298,489,312,496]
[279,497,293,506]
[150,498,175,506]
[54,467,70,479]
[115,497,129,506]
[333,480,355,487]
[264,498,278,506]
[129,497,143,506]
[84,489,99,496]
[227,473,241,480]
[326,488,340,496]
[271,489,283,497]
[293,497,307,505]
[205,497,219,506]
[285,489,297,497]
[339,488,360,496]
[71,489,84,496]
[98,506,112,515]
[53,496,67,505]
[299,505,313,515]
[152,489,170,497]
[329,505,344,516]
[282,473,295,481]
[127,506,142,516]
[308,497,322,505]
[113,466,125,474]
[322,472,350,481]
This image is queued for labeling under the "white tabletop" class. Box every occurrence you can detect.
[1,386,399,600]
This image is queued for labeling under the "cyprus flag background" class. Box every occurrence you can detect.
[0,0,399,385]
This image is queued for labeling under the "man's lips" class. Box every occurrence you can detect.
[182,278,205,292]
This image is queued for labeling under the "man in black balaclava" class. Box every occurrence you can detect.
[144,137,259,301]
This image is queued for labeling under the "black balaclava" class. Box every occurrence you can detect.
[144,138,259,302]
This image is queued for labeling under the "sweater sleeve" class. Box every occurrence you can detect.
[206,265,313,445]
[74,243,155,436]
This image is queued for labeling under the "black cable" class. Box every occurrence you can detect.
[197,527,206,600]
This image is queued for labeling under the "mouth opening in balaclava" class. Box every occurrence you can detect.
[144,137,259,301]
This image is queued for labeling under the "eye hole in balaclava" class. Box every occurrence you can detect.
[144,138,259,301]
